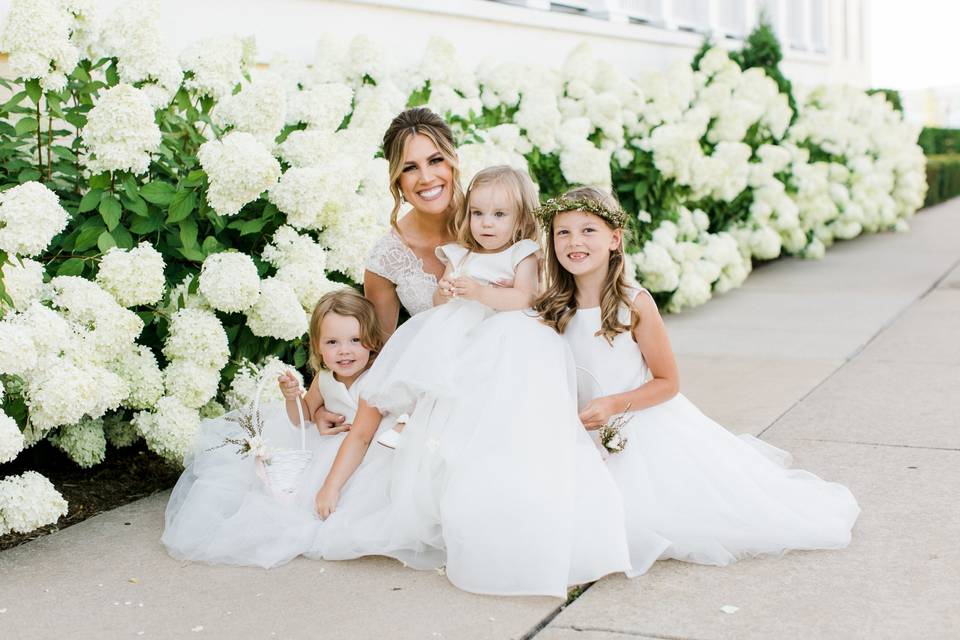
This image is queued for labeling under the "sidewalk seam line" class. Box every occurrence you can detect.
[568,625,714,639]
[758,253,960,440]
[793,437,960,452]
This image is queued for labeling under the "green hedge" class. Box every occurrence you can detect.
[919,128,960,156]
[925,154,960,206]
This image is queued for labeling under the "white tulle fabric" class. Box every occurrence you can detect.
[316,308,637,597]
[362,240,540,416]
[365,231,438,316]
[563,288,861,569]
[162,371,396,568]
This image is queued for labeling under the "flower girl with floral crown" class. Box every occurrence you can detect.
[162,288,398,568]
[311,167,635,598]
[533,186,861,571]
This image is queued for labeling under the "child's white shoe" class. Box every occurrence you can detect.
[377,428,402,450]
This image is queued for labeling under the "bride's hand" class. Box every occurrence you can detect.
[315,485,340,519]
[312,405,349,435]
[578,397,619,431]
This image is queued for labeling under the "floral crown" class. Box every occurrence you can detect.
[534,196,628,229]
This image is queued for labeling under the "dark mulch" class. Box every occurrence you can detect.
[0,441,181,551]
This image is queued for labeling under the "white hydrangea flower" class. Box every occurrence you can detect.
[50,276,144,363]
[100,0,182,109]
[0,181,69,257]
[320,197,390,283]
[198,132,281,217]
[132,396,200,464]
[345,34,389,85]
[262,225,337,309]
[27,359,126,432]
[179,35,249,99]
[0,411,25,464]
[161,274,211,315]
[269,166,358,231]
[199,399,226,419]
[245,277,308,340]
[0,320,37,377]
[50,417,106,468]
[95,242,166,307]
[515,84,562,154]
[631,243,680,293]
[1,257,44,311]
[0,0,79,91]
[163,307,229,371]
[164,360,219,409]
[198,251,260,313]
[667,270,712,313]
[416,37,478,98]
[211,71,287,145]
[225,356,302,412]
[103,413,140,448]
[0,471,68,536]
[82,84,162,175]
[286,83,353,130]
[275,129,336,168]
[109,345,164,410]
[9,303,80,373]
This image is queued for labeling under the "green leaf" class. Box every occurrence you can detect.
[112,224,134,249]
[178,246,206,262]
[56,258,86,276]
[293,345,307,368]
[24,79,42,104]
[78,188,103,212]
[201,236,220,254]
[129,213,162,234]
[123,174,139,201]
[106,61,119,86]
[140,180,176,205]
[179,218,198,249]
[188,274,200,295]
[121,192,149,217]
[97,229,117,253]
[75,222,107,251]
[17,168,41,183]
[51,145,78,161]
[166,190,196,223]
[14,117,38,135]
[89,173,110,189]
[64,111,87,129]
[228,217,268,236]
[183,169,206,187]
[99,193,122,230]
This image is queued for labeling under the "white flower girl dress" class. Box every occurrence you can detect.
[564,288,860,568]
[163,370,396,568]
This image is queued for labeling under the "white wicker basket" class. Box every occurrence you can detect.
[251,373,312,504]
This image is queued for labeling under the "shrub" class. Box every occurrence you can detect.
[924,154,960,206]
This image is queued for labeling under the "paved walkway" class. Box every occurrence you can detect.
[2,199,958,640]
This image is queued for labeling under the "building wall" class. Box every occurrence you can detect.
[0,0,872,88]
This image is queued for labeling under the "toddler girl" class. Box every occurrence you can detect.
[163,288,396,568]
[533,187,860,572]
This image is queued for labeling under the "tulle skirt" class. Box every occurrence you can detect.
[162,404,396,568]
[315,312,642,597]
[608,393,860,567]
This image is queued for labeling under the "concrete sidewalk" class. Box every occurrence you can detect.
[2,199,958,640]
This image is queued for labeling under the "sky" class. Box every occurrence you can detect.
[870,1,960,90]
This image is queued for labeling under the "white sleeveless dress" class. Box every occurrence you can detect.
[317,243,637,597]
[163,370,396,568]
[562,289,861,568]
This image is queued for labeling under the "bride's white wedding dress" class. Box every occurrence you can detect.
[564,289,860,568]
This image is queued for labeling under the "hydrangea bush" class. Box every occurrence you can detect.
[0,0,926,535]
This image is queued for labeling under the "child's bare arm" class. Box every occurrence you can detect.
[453,255,539,311]
[578,291,680,429]
[314,400,382,518]
[278,371,320,427]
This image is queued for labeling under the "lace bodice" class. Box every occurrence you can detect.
[365,231,438,316]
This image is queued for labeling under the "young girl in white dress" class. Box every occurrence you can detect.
[162,288,397,568]
[533,187,861,569]
[311,168,635,597]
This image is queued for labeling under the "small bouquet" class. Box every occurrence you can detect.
[209,410,270,461]
[597,404,631,454]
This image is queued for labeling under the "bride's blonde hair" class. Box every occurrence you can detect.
[381,107,464,236]
[533,187,639,344]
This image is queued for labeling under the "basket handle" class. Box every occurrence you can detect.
[253,370,307,451]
